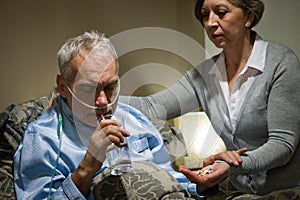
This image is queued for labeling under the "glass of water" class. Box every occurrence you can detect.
[106,116,132,175]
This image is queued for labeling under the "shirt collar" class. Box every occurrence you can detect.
[56,96,95,147]
[246,33,267,72]
[209,32,267,76]
[59,96,75,123]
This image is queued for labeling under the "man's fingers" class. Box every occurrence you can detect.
[100,119,121,128]
[100,119,130,138]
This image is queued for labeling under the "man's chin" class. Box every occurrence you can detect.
[86,110,114,126]
[73,113,98,127]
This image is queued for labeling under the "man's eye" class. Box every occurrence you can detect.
[105,84,116,93]
[76,86,96,94]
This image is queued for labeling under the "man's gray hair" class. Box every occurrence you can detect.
[57,31,118,81]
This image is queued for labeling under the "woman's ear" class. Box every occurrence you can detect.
[56,75,67,98]
[245,11,255,28]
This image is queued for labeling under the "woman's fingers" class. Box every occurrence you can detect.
[179,162,229,188]
[236,147,248,154]
[205,147,248,167]
[203,155,215,167]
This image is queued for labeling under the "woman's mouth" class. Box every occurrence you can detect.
[211,34,223,40]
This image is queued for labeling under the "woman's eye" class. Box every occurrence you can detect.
[202,13,209,19]
[201,10,209,19]
[216,10,227,18]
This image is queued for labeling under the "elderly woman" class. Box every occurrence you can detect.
[121,0,300,196]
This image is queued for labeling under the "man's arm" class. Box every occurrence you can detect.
[71,118,130,197]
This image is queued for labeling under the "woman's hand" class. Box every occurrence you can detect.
[178,147,247,193]
[179,162,229,189]
[203,147,248,167]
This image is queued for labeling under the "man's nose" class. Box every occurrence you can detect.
[95,90,108,107]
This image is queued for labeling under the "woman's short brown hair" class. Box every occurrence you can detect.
[194,0,264,28]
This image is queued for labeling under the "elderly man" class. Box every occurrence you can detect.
[14,31,232,199]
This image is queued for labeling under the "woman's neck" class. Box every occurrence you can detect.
[224,31,256,93]
[224,31,255,70]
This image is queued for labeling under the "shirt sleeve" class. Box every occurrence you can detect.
[62,174,94,200]
[14,127,91,200]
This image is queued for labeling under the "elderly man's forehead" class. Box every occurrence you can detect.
[72,50,114,69]
[81,52,115,70]
[69,51,116,84]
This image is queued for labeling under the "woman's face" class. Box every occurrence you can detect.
[201,0,251,49]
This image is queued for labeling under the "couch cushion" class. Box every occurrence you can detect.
[0,96,49,199]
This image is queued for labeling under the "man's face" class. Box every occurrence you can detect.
[66,51,119,126]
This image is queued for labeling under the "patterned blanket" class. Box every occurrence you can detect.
[92,161,193,200]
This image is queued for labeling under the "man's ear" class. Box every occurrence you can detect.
[56,75,67,98]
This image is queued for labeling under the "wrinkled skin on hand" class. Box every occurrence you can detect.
[88,118,130,163]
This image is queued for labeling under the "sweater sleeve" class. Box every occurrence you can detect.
[230,47,300,175]
[119,74,200,120]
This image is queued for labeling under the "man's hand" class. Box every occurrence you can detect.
[203,147,248,167]
[88,118,130,163]
[72,118,130,197]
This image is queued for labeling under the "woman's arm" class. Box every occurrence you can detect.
[120,74,200,120]
[232,47,300,175]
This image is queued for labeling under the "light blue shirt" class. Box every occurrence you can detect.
[14,96,208,199]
